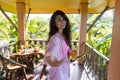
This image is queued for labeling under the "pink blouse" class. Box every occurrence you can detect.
[44,33,70,80]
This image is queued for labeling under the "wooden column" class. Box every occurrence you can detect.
[16,2,26,45]
[108,0,120,80]
[78,3,88,63]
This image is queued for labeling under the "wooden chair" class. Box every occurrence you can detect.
[0,54,27,80]
[40,64,47,79]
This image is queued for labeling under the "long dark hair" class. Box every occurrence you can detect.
[48,10,71,48]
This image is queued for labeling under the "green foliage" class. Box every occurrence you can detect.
[0,27,10,41]
[86,10,113,58]
[0,13,18,43]
[67,14,80,40]
[0,13,10,42]
[0,11,113,58]
[26,17,49,40]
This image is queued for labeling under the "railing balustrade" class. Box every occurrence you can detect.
[26,40,79,50]
[26,40,47,50]
[0,41,19,56]
[84,43,109,80]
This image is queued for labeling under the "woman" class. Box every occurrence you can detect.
[44,10,71,80]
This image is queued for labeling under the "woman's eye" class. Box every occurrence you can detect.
[56,19,65,22]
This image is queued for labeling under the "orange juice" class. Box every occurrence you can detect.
[70,50,77,60]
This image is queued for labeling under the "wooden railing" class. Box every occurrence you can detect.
[26,40,79,50]
[0,41,19,55]
[84,43,109,80]
[0,40,79,56]
[26,40,47,50]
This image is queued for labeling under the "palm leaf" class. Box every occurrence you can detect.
[0,27,10,42]
[95,33,112,48]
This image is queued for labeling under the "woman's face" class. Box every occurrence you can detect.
[55,15,66,30]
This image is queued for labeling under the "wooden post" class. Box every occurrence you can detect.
[78,3,88,64]
[16,2,26,45]
[108,0,120,80]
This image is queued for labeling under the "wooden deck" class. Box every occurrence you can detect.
[13,61,84,80]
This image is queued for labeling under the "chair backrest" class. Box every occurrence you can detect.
[40,64,47,79]
[0,54,8,70]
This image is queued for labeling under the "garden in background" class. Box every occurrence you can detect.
[0,9,114,58]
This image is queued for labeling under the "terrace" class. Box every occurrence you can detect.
[0,0,120,80]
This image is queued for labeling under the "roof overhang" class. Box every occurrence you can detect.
[0,0,115,14]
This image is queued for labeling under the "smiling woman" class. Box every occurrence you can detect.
[44,10,71,80]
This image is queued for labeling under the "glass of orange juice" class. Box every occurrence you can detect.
[70,50,77,60]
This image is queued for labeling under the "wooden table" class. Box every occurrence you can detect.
[10,50,44,73]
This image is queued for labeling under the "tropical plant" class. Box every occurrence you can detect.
[26,17,49,40]
[86,10,114,57]
[67,14,80,40]
[0,27,10,41]
[0,13,18,43]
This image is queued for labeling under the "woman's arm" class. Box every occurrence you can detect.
[45,52,66,66]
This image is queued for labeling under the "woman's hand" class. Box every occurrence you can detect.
[46,55,66,66]
[53,58,66,66]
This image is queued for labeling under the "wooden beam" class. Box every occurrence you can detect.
[26,8,31,24]
[108,0,120,80]
[78,3,88,64]
[87,7,109,32]
[0,6,18,31]
[16,2,26,45]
